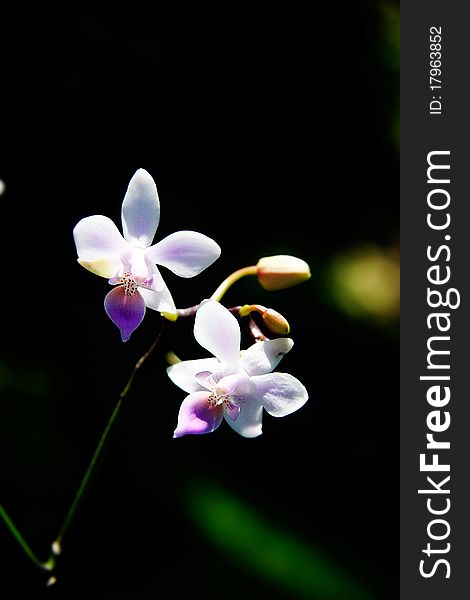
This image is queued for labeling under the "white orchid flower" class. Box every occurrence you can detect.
[168,300,308,438]
[73,169,221,341]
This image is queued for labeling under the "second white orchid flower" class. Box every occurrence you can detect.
[168,300,308,438]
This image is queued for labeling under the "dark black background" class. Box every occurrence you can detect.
[0,2,398,598]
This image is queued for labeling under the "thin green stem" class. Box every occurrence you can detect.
[210,266,257,302]
[0,503,55,572]
[53,391,124,550]
[53,320,165,552]
[0,320,165,573]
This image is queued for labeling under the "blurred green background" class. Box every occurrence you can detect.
[0,1,398,598]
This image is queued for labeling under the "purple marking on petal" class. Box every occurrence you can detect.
[104,286,146,342]
[224,400,240,421]
[173,391,224,437]
[194,371,214,389]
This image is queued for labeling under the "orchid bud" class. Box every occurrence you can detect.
[256,255,311,291]
[239,304,290,335]
[262,308,290,335]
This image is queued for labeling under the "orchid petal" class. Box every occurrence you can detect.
[138,282,177,315]
[225,399,263,438]
[194,371,215,389]
[250,373,308,417]
[167,358,220,393]
[121,169,160,248]
[77,257,120,279]
[240,338,294,376]
[104,286,146,342]
[224,401,241,421]
[194,300,240,372]
[141,264,165,293]
[173,392,224,438]
[146,231,221,278]
[73,215,129,262]
[217,372,251,396]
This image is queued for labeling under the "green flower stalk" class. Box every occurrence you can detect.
[211,255,311,302]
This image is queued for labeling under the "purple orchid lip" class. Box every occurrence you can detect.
[104,285,146,342]
[173,392,224,438]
